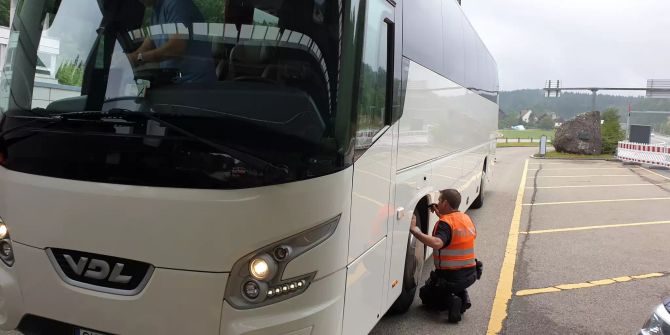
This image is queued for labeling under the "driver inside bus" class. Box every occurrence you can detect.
[128,0,217,83]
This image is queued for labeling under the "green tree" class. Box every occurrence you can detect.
[498,111,520,129]
[537,115,555,130]
[55,58,84,87]
[194,0,226,22]
[0,0,9,27]
[601,108,625,154]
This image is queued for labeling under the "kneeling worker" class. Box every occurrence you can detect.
[409,189,481,323]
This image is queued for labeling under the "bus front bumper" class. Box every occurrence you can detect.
[1,243,345,335]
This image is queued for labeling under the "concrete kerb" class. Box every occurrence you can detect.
[529,155,620,161]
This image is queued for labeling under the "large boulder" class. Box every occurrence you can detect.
[554,111,602,155]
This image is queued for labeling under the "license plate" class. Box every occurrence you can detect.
[76,328,108,335]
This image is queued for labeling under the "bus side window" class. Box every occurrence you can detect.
[354,0,394,151]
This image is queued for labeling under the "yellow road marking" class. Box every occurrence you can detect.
[555,282,594,290]
[486,159,529,335]
[515,272,667,297]
[612,276,632,282]
[519,220,670,235]
[523,197,670,206]
[641,166,670,181]
[526,183,665,189]
[515,287,561,296]
[528,174,645,178]
[632,273,664,279]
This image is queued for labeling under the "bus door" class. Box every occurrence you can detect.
[342,0,396,333]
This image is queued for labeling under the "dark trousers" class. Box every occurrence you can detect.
[419,268,477,311]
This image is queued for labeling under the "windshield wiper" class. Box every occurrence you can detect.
[0,110,63,138]
[57,109,289,176]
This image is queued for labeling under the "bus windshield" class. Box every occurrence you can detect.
[0,0,345,189]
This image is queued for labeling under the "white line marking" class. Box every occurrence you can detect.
[528,167,641,171]
[524,197,670,206]
[520,220,670,234]
[640,166,670,181]
[526,183,666,189]
[528,175,646,178]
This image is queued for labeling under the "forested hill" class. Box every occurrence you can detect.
[499,89,670,120]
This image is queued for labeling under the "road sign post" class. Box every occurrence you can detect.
[539,135,548,157]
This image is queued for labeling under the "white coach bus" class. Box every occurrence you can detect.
[0,0,497,334]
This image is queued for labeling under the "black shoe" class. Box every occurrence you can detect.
[447,296,462,323]
[459,291,472,313]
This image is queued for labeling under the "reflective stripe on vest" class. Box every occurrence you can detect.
[432,212,476,270]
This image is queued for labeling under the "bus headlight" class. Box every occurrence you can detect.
[0,222,7,239]
[0,218,14,267]
[249,255,276,280]
[225,215,340,309]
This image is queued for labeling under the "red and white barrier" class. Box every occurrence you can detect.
[617,141,670,168]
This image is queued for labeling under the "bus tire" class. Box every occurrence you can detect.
[470,171,486,209]
[388,212,425,314]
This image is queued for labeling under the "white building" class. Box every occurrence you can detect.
[520,109,533,123]
[0,24,80,109]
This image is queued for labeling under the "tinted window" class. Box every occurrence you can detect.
[355,0,393,150]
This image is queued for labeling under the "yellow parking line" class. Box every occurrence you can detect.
[526,183,664,189]
[519,220,670,235]
[523,197,670,206]
[515,272,666,297]
[486,159,529,335]
[515,287,561,296]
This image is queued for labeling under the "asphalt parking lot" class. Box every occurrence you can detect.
[373,148,670,334]
[504,159,670,334]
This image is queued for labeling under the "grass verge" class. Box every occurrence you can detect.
[497,142,547,148]
[498,129,556,140]
[535,151,616,160]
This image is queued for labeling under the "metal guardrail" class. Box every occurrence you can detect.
[617,141,670,168]
[496,138,553,143]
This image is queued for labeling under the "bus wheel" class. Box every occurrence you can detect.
[388,212,425,314]
[470,171,486,209]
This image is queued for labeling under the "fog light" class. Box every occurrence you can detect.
[0,240,14,266]
[243,281,260,300]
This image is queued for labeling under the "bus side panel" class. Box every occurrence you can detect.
[342,237,387,335]
[387,158,434,306]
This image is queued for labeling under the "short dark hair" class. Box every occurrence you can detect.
[439,189,461,209]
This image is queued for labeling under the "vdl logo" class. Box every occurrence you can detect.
[48,248,153,294]
[63,254,133,284]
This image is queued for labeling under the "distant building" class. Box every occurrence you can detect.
[520,110,533,123]
[0,27,61,83]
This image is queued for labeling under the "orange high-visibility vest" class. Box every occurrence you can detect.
[432,212,477,270]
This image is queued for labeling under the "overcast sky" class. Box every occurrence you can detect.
[461,0,670,95]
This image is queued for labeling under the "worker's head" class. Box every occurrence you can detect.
[137,0,158,7]
[438,189,461,213]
